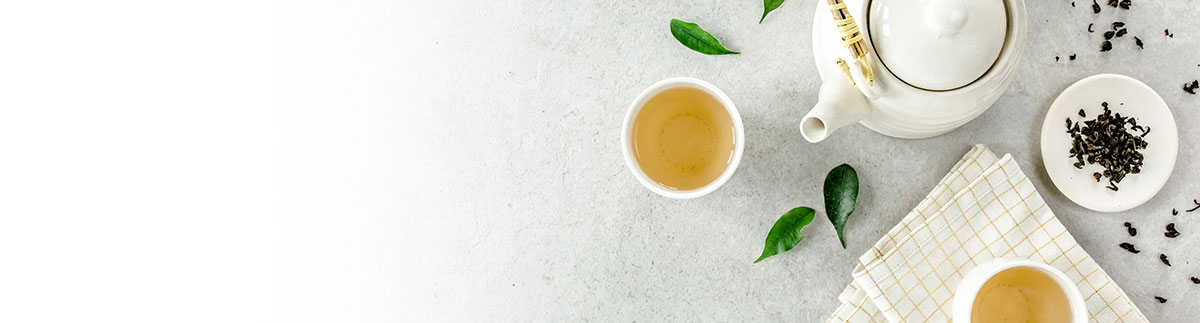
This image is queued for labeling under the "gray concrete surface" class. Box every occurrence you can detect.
[280,0,1200,321]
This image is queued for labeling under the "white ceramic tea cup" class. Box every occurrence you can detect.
[620,77,745,199]
[952,258,1087,323]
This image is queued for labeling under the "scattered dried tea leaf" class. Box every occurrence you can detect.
[1119,242,1140,253]
[1160,253,1172,267]
[1165,223,1180,238]
[1155,296,1167,303]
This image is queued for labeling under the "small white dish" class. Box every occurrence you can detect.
[953,258,1087,323]
[1040,74,1178,212]
[621,77,744,199]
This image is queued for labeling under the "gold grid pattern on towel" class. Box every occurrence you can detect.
[829,145,995,323]
[828,147,1147,323]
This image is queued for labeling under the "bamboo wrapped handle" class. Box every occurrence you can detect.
[826,0,874,89]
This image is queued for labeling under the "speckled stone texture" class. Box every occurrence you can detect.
[287,0,1200,321]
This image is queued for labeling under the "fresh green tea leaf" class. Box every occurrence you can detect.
[760,0,786,24]
[669,19,740,55]
[824,164,859,249]
[754,207,816,263]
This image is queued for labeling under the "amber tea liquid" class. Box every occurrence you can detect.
[971,267,1072,323]
[631,87,735,191]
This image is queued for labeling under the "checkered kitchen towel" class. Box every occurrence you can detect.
[827,145,1147,322]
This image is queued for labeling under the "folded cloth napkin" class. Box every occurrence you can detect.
[827,145,1147,323]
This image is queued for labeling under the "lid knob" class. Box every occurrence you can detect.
[927,0,968,36]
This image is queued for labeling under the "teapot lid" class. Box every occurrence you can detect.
[868,0,1007,91]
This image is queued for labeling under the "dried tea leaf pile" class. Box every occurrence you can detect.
[1065,102,1149,191]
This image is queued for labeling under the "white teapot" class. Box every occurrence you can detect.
[801,0,1027,142]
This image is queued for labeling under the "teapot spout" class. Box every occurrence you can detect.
[800,77,871,143]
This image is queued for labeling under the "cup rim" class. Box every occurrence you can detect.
[952,258,1087,323]
[620,77,745,199]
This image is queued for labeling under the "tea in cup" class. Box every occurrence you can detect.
[953,258,1087,323]
[621,77,744,199]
